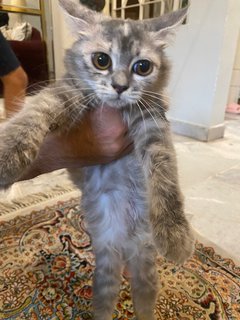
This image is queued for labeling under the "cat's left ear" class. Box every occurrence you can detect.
[144,6,189,46]
[58,0,103,37]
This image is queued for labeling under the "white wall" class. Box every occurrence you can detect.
[50,0,75,79]
[167,0,240,140]
[228,31,240,104]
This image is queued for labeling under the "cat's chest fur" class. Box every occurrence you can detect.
[73,153,152,253]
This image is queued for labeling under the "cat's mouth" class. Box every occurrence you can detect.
[94,88,140,109]
[102,99,130,109]
[99,95,138,109]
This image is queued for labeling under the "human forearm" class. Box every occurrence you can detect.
[0,88,66,186]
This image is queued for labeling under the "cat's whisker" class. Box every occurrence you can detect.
[52,86,94,94]
[140,98,169,143]
[66,104,90,130]
[140,98,168,139]
[140,98,170,146]
[142,92,169,106]
[25,77,92,93]
[142,89,169,98]
[143,96,169,106]
[138,99,161,131]
[140,97,167,123]
[51,92,95,125]
[142,98,167,122]
[6,83,89,109]
[136,101,147,139]
[142,96,169,120]
[50,88,92,99]
[51,93,92,118]
[70,94,97,124]
[69,94,94,121]
[53,85,92,90]
[142,89,170,99]
[68,94,97,129]
[142,90,179,111]
[141,97,169,111]
[27,86,94,99]
[60,91,95,105]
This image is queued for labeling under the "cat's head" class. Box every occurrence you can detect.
[59,0,187,109]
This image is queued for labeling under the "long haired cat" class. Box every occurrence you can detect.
[0,1,194,319]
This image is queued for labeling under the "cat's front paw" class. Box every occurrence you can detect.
[0,129,34,188]
[0,145,29,188]
[154,222,195,265]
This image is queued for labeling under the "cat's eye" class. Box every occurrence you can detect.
[132,60,153,76]
[92,52,112,70]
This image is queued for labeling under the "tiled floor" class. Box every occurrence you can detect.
[175,113,240,260]
[0,98,239,261]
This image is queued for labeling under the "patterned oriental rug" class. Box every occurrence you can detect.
[0,190,240,320]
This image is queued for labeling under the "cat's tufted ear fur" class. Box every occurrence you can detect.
[143,6,189,46]
[58,0,103,36]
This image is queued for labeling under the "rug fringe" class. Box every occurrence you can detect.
[0,185,76,215]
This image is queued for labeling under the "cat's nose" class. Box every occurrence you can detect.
[112,83,129,94]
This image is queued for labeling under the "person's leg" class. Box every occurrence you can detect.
[1,66,28,116]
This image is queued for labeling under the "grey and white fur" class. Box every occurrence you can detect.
[0,1,195,319]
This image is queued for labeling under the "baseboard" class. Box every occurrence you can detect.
[170,118,225,141]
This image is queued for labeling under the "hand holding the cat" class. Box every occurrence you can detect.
[21,106,132,179]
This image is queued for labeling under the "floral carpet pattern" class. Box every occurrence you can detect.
[0,197,239,320]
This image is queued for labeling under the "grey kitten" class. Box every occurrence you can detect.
[0,1,194,319]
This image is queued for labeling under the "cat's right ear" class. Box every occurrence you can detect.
[58,0,100,37]
[143,6,189,47]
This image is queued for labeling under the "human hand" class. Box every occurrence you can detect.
[21,106,133,179]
